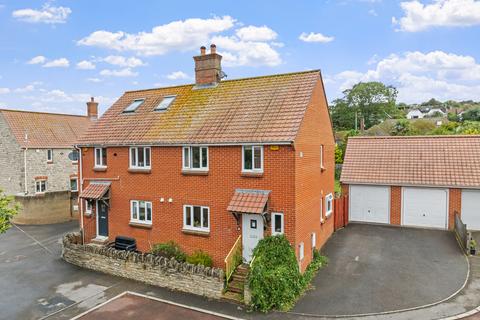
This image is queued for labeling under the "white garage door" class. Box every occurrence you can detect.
[462,190,480,230]
[402,187,448,229]
[349,185,390,224]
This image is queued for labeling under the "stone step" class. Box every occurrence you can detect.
[227,280,244,294]
[222,291,243,304]
[232,274,247,282]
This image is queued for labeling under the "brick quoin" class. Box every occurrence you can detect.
[448,188,462,229]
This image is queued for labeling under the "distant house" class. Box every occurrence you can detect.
[406,108,446,119]
[426,108,446,117]
[0,100,97,224]
[76,45,335,272]
[406,109,424,119]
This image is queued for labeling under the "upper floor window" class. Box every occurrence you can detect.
[271,212,284,235]
[154,95,176,111]
[94,148,107,167]
[325,193,333,217]
[320,145,325,170]
[183,146,208,171]
[130,147,151,169]
[35,180,47,194]
[123,98,144,113]
[70,177,78,192]
[130,200,152,224]
[47,149,53,162]
[183,205,210,232]
[71,150,79,163]
[242,145,263,173]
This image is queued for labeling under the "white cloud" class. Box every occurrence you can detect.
[14,81,42,93]
[166,71,190,80]
[42,58,70,68]
[99,68,138,77]
[12,4,71,24]
[102,55,145,68]
[0,88,10,94]
[87,78,102,83]
[76,60,96,70]
[235,25,277,41]
[27,55,47,65]
[299,32,334,43]
[327,51,480,103]
[78,16,236,56]
[393,0,480,32]
[211,35,282,67]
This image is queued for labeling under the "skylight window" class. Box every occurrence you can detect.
[154,95,176,111]
[123,99,145,113]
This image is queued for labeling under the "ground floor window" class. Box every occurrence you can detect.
[271,212,284,235]
[85,200,93,215]
[130,200,152,224]
[70,178,78,192]
[326,193,333,217]
[299,242,305,260]
[35,180,47,193]
[183,205,210,232]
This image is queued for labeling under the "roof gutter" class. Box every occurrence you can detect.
[340,181,480,190]
[76,141,295,148]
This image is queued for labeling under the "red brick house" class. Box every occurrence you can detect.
[341,136,480,230]
[77,45,335,271]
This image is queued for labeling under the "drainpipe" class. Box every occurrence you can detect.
[77,145,85,244]
[23,132,28,195]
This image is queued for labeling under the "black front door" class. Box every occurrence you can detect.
[98,201,109,237]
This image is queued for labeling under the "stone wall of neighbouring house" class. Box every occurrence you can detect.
[13,191,76,224]
[0,113,23,195]
[62,233,225,299]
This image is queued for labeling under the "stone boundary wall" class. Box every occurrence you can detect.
[62,233,225,299]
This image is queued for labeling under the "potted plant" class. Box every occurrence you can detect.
[470,239,477,255]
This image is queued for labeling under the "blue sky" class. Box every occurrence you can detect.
[0,0,479,115]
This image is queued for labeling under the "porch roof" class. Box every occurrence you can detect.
[227,189,270,214]
[80,182,110,200]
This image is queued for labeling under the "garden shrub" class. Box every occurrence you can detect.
[248,235,328,312]
[186,250,213,267]
[151,241,186,262]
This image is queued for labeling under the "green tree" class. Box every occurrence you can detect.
[331,82,399,130]
[0,189,20,233]
[461,107,480,121]
[391,119,411,136]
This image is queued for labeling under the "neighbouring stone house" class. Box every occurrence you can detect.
[77,44,336,275]
[0,100,97,224]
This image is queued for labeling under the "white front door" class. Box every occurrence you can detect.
[349,185,390,224]
[242,214,264,262]
[462,190,480,230]
[402,187,448,229]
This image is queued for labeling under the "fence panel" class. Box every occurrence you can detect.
[334,195,349,231]
[454,213,468,253]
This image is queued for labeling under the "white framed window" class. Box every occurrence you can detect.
[271,212,284,235]
[326,193,333,217]
[299,242,305,261]
[311,232,316,250]
[242,145,263,172]
[71,150,79,163]
[85,200,93,215]
[130,200,152,224]
[130,147,151,169]
[154,95,176,111]
[35,180,47,193]
[183,205,210,232]
[320,145,325,169]
[94,148,107,167]
[70,178,78,192]
[47,149,53,162]
[183,146,208,170]
[320,196,324,223]
[123,98,145,113]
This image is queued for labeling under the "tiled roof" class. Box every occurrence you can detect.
[77,70,320,146]
[0,109,92,148]
[227,189,270,214]
[341,135,480,188]
[80,182,110,200]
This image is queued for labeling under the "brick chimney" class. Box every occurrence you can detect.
[86,97,98,120]
[193,44,223,86]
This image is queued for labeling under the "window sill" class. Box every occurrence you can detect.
[182,169,209,176]
[128,168,151,174]
[35,192,46,197]
[129,221,152,229]
[93,166,107,172]
[241,171,263,178]
[46,161,53,164]
[182,229,210,237]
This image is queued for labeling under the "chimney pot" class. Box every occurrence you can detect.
[200,46,206,55]
[87,97,99,120]
[210,44,216,54]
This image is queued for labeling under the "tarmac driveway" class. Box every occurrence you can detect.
[293,223,469,316]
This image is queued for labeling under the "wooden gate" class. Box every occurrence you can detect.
[334,195,349,231]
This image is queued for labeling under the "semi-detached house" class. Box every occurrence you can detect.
[77,44,335,271]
